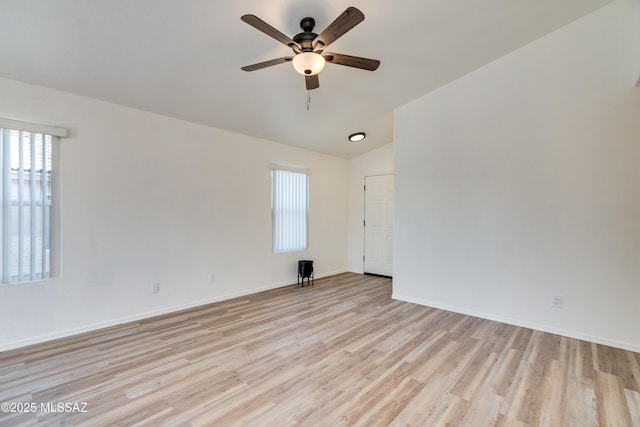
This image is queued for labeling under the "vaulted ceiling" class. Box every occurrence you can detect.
[0,0,612,158]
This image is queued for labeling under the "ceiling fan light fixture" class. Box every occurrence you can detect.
[348,132,366,142]
[292,52,326,76]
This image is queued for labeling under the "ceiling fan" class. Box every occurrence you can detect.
[240,7,380,90]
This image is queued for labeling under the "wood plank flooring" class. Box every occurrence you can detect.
[1,272,639,426]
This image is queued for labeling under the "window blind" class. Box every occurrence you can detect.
[271,167,309,253]
[0,127,56,284]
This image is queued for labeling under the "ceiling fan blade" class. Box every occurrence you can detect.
[313,7,365,51]
[323,53,380,71]
[241,15,301,51]
[305,75,319,90]
[241,57,293,72]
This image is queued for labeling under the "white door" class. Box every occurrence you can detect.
[364,174,394,276]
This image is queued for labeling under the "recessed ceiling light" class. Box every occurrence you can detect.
[348,132,366,142]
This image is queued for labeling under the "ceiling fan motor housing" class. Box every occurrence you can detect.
[293,17,319,52]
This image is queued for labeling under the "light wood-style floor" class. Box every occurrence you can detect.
[1,273,639,426]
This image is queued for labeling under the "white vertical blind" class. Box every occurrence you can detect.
[1,129,11,284]
[271,167,309,253]
[0,126,56,284]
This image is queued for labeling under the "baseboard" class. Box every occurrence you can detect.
[1,270,349,352]
[392,293,640,354]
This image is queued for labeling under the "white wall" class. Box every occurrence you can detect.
[0,77,348,350]
[635,0,640,86]
[394,0,640,351]
[347,143,394,273]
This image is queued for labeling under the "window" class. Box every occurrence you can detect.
[271,165,309,253]
[0,119,66,284]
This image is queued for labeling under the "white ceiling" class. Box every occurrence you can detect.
[0,0,612,158]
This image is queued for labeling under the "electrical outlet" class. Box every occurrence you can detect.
[150,282,160,294]
[552,295,563,308]
[208,274,215,284]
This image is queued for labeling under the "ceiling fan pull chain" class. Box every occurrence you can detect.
[307,90,311,110]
